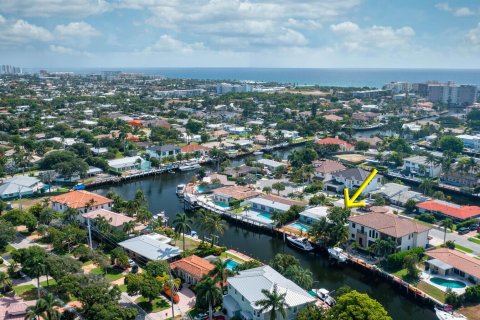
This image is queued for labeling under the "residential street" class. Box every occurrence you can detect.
[429,227,480,255]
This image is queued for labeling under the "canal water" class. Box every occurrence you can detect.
[93,147,436,320]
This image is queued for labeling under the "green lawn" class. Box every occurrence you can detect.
[455,244,474,254]
[135,297,170,313]
[13,284,37,300]
[40,279,57,287]
[416,281,446,303]
[90,267,125,282]
[0,244,16,256]
[468,237,480,245]
[219,252,246,263]
[118,284,127,293]
[81,260,93,266]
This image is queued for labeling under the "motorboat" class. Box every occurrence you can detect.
[435,307,467,320]
[286,236,314,251]
[312,288,336,306]
[154,211,168,223]
[253,151,264,155]
[176,184,186,197]
[328,247,348,263]
[179,162,201,171]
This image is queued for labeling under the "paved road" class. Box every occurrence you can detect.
[429,227,480,255]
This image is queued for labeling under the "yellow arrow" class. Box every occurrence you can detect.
[344,168,378,209]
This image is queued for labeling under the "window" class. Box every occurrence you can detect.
[351,233,355,238]
[352,223,356,228]
[242,295,244,301]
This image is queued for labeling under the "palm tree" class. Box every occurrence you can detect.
[172,212,193,251]
[41,294,61,320]
[122,220,136,234]
[25,298,47,320]
[196,277,222,320]
[206,214,226,247]
[30,261,46,299]
[419,178,434,196]
[440,218,454,244]
[62,208,77,225]
[302,165,315,184]
[255,284,288,320]
[208,260,234,292]
[0,271,12,294]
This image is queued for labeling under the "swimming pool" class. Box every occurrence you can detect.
[430,277,466,289]
[257,212,273,222]
[290,222,311,231]
[215,202,230,208]
[196,186,206,193]
[225,259,241,270]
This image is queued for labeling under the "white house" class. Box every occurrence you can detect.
[223,265,316,320]
[107,156,151,173]
[348,212,431,252]
[324,168,381,195]
[257,159,286,171]
[0,176,41,200]
[146,145,181,160]
[246,194,306,214]
[299,206,329,225]
[402,155,441,178]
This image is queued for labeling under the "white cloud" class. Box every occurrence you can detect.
[0,0,111,17]
[55,22,100,38]
[145,35,205,54]
[466,23,480,46]
[49,44,74,54]
[330,21,415,51]
[0,15,6,25]
[435,2,476,17]
[0,19,54,44]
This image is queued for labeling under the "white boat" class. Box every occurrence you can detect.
[179,163,201,171]
[313,288,336,306]
[328,247,348,262]
[435,308,467,320]
[253,151,264,155]
[286,236,314,251]
[176,184,186,197]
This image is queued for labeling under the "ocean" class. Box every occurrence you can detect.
[27,67,480,88]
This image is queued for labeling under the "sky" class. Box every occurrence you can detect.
[0,0,479,69]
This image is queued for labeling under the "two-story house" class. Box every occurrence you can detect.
[311,159,346,181]
[223,265,316,320]
[50,190,113,218]
[147,144,181,160]
[324,168,381,195]
[107,156,151,173]
[402,155,441,178]
[348,212,431,252]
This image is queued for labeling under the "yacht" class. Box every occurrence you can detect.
[312,288,336,306]
[286,236,314,251]
[176,184,186,197]
[179,162,201,171]
[435,307,467,320]
[328,247,348,262]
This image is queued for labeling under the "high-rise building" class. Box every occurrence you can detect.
[423,81,477,105]
[384,82,412,94]
[216,83,253,95]
[0,65,22,75]
[457,85,478,106]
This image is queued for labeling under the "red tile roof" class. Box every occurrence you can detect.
[50,190,112,209]
[427,248,480,279]
[315,137,354,149]
[213,186,260,200]
[416,200,480,220]
[260,194,307,207]
[170,255,215,280]
[181,144,211,153]
[82,209,135,227]
[312,159,346,174]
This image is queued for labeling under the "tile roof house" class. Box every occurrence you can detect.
[355,137,383,148]
[223,265,316,319]
[416,200,480,221]
[426,248,480,284]
[312,159,346,180]
[82,209,142,231]
[371,183,430,206]
[324,114,343,122]
[170,255,215,285]
[0,297,36,320]
[348,212,431,251]
[315,137,354,151]
[212,186,260,205]
[50,190,113,215]
[324,168,381,195]
[180,143,211,156]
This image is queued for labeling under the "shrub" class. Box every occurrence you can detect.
[464,285,480,303]
[0,257,3,264]
[416,214,436,224]
[304,181,324,194]
[445,290,464,308]
[386,247,425,270]
[456,219,477,229]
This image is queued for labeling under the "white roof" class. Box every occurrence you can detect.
[247,197,290,212]
[227,266,315,310]
[257,159,285,168]
[300,206,329,220]
[108,156,143,168]
[119,234,182,261]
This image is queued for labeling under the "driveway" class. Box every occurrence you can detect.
[149,287,196,320]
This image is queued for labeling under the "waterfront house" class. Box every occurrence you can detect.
[147,144,181,160]
[280,130,299,140]
[371,183,430,206]
[0,176,41,200]
[425,248,479,284]
[223,265,316,319]
[457,134,480,151]
[323,114,342,122]
[416,200,480,221]
[311,159,346,180]
[118,233,182,262]
[180,143,210,157]
[441,162,480,189]
[299,206,329,224]
[211,129,229,139]
[402,155,441,178]
[315,137,354,152]
[348,212,431,251]
[324,168,381,195]
[108,156,151,173]
[50,190,113,215]
[224,165,261,178]
[81,209,141,232]
[202,173,236,188]
[212,186,260,205]
[246,194,306,214]
[257,158,286,171]
[170,255,215,285]
[253,134,267,145]
[355,137,383,149]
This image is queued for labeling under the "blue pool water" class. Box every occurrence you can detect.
[430,277,466,289]
[196,186,206,193]
[258,212,273,222]
[290,222,311,231]
[225,259,241,270]
[215,202,230,208]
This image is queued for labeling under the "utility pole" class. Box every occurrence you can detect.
[87,218,93,249]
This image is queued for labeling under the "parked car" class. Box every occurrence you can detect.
[469,224,479,231]
[128,258,136,266]
[457,227,469,235]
